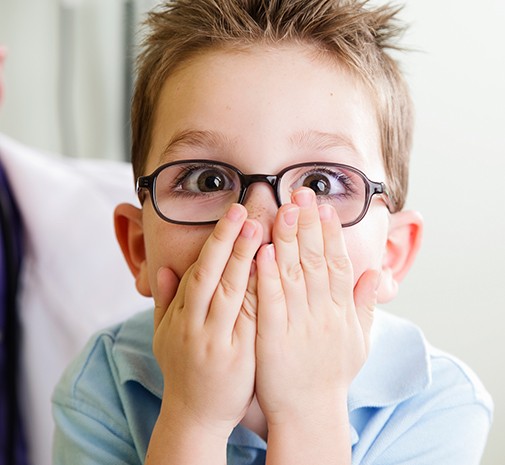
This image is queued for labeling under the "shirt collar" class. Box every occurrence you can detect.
[348,309,431,411]
[112,309,164,398]
[113,308,431,444]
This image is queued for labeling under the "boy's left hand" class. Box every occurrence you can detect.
[254,187,379,428]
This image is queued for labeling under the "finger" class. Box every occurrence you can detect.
[271,204,308,320]
[319,204,354,307]
[256,243,288,339]
[154,266,180,329]
[232,259,258,350]
[206,219,262,336]
[242,259,258,323]
[292,188,331,310]
[184,203,248,325]
[353,269,380,354]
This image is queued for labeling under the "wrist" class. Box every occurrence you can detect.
[159,396,236,441]
[145,398,232,465]
[265,395,351,465]
[264,388,349,429]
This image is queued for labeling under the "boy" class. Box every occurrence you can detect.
[52,1,492,464]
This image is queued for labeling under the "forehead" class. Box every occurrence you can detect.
[147,44,382,176]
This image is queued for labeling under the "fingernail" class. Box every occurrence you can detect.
[282,207,299,226]
[318,204,334,222]
[241,219,257,238]
[265,243,275,260]
[226,203,244,222]
[293,188,314,208]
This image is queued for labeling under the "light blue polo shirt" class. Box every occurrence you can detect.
[52,309,493,465]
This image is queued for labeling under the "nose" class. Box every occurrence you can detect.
[241,183,278,244]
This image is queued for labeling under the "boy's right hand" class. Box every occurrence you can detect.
[151,204,263,440]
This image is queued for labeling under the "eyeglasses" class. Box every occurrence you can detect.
[137,159,391,227]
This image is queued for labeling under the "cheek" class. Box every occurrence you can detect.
[145,223,214,291]
[344,217,389,286]
[346,237,379,286]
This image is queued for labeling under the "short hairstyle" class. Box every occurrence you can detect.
[131,0,413,212]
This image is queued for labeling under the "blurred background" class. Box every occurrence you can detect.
[0,0,504,464]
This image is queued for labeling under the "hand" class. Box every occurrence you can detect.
[152,204,263,439]
[254,188,379,427]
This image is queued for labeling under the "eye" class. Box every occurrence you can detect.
[292,167,355,198]
[174,164,236,194]
[302,172,335,195]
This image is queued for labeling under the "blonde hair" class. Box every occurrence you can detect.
[132,0,413,212]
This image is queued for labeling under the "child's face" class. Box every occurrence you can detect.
[133,44,404,302]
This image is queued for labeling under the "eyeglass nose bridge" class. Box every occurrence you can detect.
[237,173,283,207]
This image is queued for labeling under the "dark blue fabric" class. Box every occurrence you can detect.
[0,161,28,465]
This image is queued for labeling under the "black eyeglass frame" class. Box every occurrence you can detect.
[137,159,391,227]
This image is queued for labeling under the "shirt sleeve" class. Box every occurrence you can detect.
[355,355,493,465]
[51,332,143,465]
[53,400,140,465]
[372,401,491,465]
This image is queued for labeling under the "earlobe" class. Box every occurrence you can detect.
[114,203,152,297]
[377,210,423,304]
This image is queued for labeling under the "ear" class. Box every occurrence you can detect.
[114,203,152,297]
[377,210,423,304]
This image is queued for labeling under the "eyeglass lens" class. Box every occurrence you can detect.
[152,161,369,225]
[155,162,240,223]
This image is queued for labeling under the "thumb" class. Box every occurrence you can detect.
[154,266,180,329]
[353,269,380,353]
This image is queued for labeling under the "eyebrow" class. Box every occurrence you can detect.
[158,128,362,164]
[289,130,360,154]
[158,129,235,163]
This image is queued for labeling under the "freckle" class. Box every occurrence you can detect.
[247,205,268,220]
[330,92,334,97]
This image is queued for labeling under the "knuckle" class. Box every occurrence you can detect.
[326,255,353,275]
[219,275,242,298]
[191,262,210,284]
[297,212,318,229]
[210,219,236,246]
[277,229,297,245]
[231,243,252,262]
[269,288,286,307]
[211,225,230,245]
[300,251,326,271]
[282,261,304,282]
[240,300,257,323]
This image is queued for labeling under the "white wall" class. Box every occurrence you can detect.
[1,1,504,463]
[383,3,505,464]
[0,0,156,160]
[0,0,61,155]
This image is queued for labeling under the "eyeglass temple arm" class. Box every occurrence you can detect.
[374,182,394,213]
[136,176,151,202]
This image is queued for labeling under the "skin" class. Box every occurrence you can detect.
[115,43,423,465]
